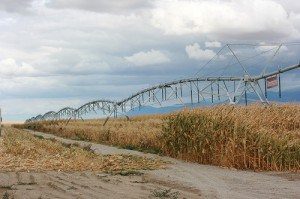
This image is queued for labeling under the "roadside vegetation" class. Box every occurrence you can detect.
[0,127,165,172]
[14,103,300,171]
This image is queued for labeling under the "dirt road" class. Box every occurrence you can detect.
[1,130,299,199]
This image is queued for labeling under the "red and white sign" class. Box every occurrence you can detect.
[266,76,278,89]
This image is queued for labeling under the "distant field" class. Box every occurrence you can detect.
[15,103,300,171]
[2,121,24,126]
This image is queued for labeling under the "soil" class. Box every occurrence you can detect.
[0,130,299,199]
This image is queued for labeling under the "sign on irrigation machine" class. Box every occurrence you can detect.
[266,76,278,89]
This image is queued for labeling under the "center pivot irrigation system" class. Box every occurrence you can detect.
[26,43,300,124]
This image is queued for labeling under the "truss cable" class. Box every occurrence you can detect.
[260,43,283,76]
[193,44,227,77]
[222,45,279,74]
[200,47,232,77]
[227,44,252,77]
[202,44,279,78]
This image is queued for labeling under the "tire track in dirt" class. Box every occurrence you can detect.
[1,171,200,199]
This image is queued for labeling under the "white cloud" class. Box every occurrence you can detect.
[125,49,170,66]
[205,41,222,48]
[0,17,17,25]
[151,0,300,39]
[185,43,216,60]
[255,43,288,52]
[0,58,38,76]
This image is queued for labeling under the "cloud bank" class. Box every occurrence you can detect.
[125,50,170,66]
[151,0,300,39]
[185,43,216,60]
[46,0,153,14]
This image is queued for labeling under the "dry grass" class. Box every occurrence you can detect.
[20,114,165,154]
[0,127,166,172]
[16,103,300,171]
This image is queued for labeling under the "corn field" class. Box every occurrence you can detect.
[162,104,300,171]
[15,104,300,171]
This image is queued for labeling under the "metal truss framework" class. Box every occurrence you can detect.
[26,63,300,123]
[26,43,300,123]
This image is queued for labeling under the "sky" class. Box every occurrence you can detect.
[0,0,300,121]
